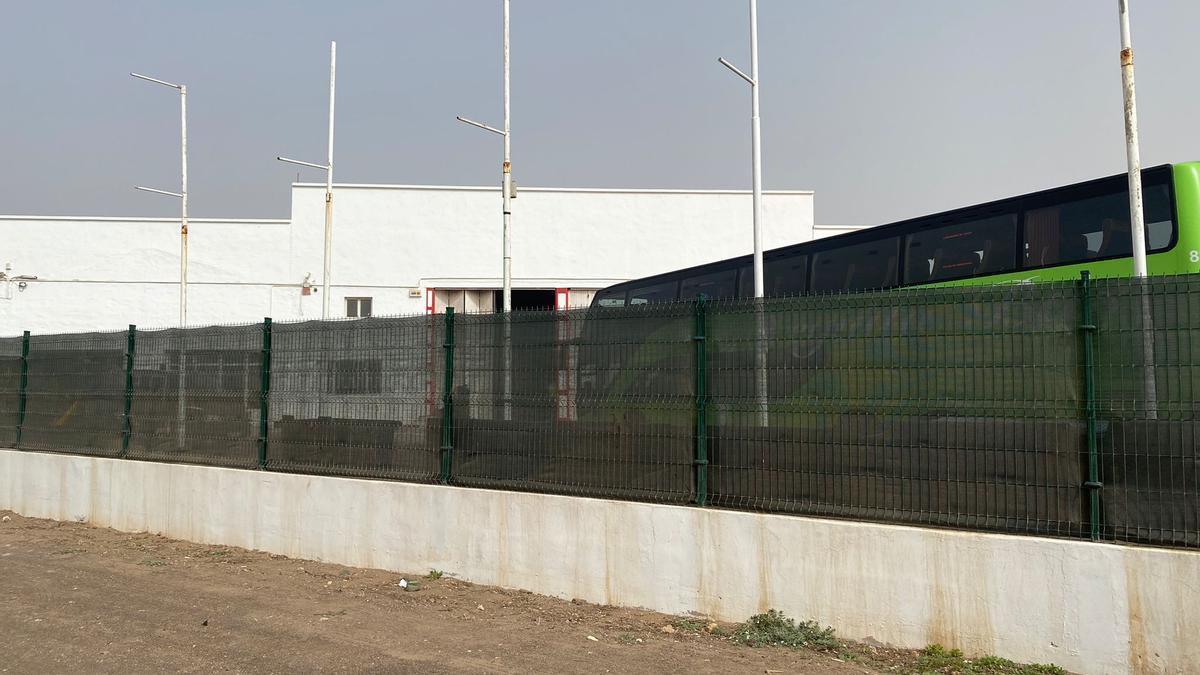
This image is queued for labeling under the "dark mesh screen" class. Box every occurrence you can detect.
[127,324,262,468]
[0,336,23,448]
[450,304,695,502]
[705,285,1086,538]
[266,316,441,482]
[19,331,126,456]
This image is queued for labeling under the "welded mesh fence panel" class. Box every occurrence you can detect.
[1092,276,1200,547]
[266,316,441,481]
[705,283,1088,538]
[19,331,126,456]
[0,336,23,447]
[450,304,695,503]
[127,324,262,468]
[5,275,1198,549]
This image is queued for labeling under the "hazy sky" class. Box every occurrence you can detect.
[2,1,1198,226]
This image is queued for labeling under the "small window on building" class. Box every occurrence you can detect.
[346,297,373,318]
[328,358,382,394]
[680,269,736,300]
[1023,184,1173,268]
[904,214,1017,284]
[628,280,679,305]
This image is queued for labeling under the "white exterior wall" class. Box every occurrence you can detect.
[1,185,814,335]
[285,184,815,316]
[0,216,292,334]
[813,224,868,240]
[3,448,1197,675]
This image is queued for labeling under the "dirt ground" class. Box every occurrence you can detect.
[0,510,1040,675]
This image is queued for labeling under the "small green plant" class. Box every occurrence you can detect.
[1015,665,1067,675]
[973,655,1017,670]
[426,569,444,580]
[914,644,1066,675]
[671,617,705,633]
[917,643,966,670]
[732,610,839,650]
[139,558,166,567]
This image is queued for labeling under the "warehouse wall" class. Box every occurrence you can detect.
[1,185,815,335]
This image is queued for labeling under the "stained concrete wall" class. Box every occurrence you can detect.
[2,448,1196,675]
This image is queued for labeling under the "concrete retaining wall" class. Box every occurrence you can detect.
[1,448,1196,675]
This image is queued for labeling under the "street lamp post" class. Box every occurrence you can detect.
[1116,0,1158,418]
[456,0,513,313]
[1118,0,1147,278]
[278,40,337,320]
[457,0,514,421]
[131,72,188,327]
[719,0,763,299]
[719,0,769,427]
[131,71,188,450]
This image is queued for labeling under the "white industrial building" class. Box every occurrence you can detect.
[0,181,852,335]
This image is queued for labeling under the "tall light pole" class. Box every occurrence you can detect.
[455,0,514,421]
[720,0,768,427]
[278,40,337,320]
[1117,0,1158,418]
[131,72,188,327]
[457,0,512,313]
[719,0,763,299]
[1118,0,1147,277]
[132,71,189,450]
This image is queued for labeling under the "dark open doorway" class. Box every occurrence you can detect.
[493,289,556,312]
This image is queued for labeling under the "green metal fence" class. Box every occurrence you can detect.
[3,274,1198,548]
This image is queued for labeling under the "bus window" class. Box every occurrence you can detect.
[766,254,807,296]
[628,280,679,305]
[738,255,807,298]
[737,264,753,297]
[904,214,1017,284]
[593,287,627,307]
[1023,184,1173,267]
[811,238,899,292]
[680,269,736,300]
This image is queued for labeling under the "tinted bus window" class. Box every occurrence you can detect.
[738,255,807,298]
[593,287,627,307]
[767,254,808,296]
[811,238,900,292]
[680,269,736,300]
[904,214,1017,284]
[1023,183,1173,268]
[628,280,678,305]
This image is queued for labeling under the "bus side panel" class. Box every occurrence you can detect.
[1169,162,1200,276]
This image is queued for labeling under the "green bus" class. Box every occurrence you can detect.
[591,163,1200,306]
[569,164,1199,544]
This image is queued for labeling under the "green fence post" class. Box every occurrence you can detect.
[1079,272,1102,541]
[120,324,136,457]
[15,330,30,448]
[693,296,709,506]
[258,317,272,469]
[440,307,455,484]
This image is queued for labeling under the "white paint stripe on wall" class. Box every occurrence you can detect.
[2,448,1196,675]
